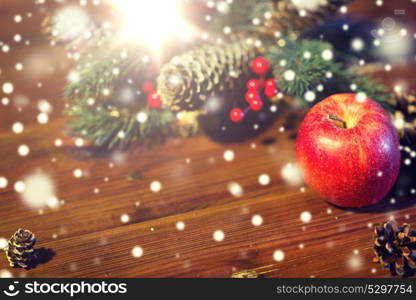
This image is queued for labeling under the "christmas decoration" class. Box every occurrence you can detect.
[266,39,389,106]
[373,220,416,277]
[296,93,401,207]
[157,36,257,112]
[63,42,200,150]
[265,85,278,98]
[265,79,277,90]
[57,0,391,150]
[391,91,416,148]
[246,79,261,90]
[147,92,163,110]
[250,98,263,111]
[54,0,393,164]
[251,57,270,76]
[65,103,196,150]
[230,108,245,123]
[245,90,260,103]
[227,55,280,123]
[5,229,36,269]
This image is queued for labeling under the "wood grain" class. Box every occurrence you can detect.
[0,0,415,278]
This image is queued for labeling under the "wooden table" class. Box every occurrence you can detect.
[0,0,415,278]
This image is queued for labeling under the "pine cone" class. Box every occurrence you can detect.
[391,91,416,148]
[5,229,37,269]
[157,36,257,112]
[373,220,416,277]
[266,0,353,34]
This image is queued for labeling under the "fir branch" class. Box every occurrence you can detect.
[267,39,340,98]
[335,70,390,110]
[65,102,175,149]
[65,94,200,151]
[64,43,146,103]
[64,43,200,150]
[266,39,389,106]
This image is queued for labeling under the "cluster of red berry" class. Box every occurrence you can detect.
[229,57,278,123]
[142,81,162,110]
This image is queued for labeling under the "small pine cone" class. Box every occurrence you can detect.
[266,0,353,34]
[391,91,416,148]
[5,229,36,269]
[157,36,257,112]
[373,220,416,277]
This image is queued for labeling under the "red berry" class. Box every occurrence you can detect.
[245,90,260,103]
[265,86,278,98]
[147,92,162,109]
[251,57,270,76]
[246,79,260,90]
[142,81,155,93]
[250,99,263,111]
[230,108,244,123]
[265,79,277,89]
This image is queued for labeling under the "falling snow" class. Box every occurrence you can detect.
[176,221,185,231]
[251,214,263,226]
[0,177,8,189]
[213,230,225,242]
[227,181,244,198]
[120,214,130,223]
[273,250,285,262]
[2,82,14,94]
[18,170,58,209]
[132,246,143,258]
[300,211,312,223]
[258,174,271,186]
[223,149,235,162]
[150,181,162,193]
[0,238,7,250]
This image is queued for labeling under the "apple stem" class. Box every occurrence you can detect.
[328,114,347,129]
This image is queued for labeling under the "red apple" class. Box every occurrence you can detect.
[296,93,401,207]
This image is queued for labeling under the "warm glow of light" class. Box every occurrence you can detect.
[110,0,195,52]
